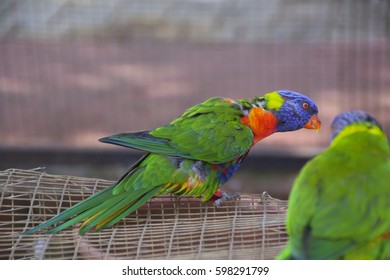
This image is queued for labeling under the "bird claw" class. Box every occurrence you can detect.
[214,192,241,208]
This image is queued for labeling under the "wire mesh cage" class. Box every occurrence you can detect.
[1,0,390,153]
[1,0,389,261]
[0,168,287,260]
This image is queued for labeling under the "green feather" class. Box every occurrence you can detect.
[99,131,192,159]
[99,97,253,164]
[22,185,116,234]
[275,245,293,260]
[77,187,159,235]
[278,114,390,260]
[94,187,162,232]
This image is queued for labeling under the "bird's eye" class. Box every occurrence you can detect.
[302,102,309,110]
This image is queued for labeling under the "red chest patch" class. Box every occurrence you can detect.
[241,107,277,144]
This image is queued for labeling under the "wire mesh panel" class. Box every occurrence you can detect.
[1,1,388,259]
[0,168,287,260]
[0,0,389,152]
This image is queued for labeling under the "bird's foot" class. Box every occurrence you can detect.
[214,192,241,208]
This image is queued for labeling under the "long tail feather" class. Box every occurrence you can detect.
[44,193,126,234]
[97,187,162,230]
[22,185,116,235]
[77,188,155,234]
[23,154,151,235]
[79,186,162,235]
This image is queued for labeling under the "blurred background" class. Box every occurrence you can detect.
[1,0,389,199]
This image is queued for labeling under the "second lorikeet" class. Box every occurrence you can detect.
[23,90,320,235]
[277,110,390,260]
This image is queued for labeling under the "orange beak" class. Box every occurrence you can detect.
[304,115,321,132]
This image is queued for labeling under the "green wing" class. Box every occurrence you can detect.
[23,154,190,235]
[286,130,390,259]
[100,97,254,164]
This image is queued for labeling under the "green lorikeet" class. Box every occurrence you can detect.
[23,90,320,235]
[277,110,390,260]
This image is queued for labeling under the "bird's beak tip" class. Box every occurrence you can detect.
[304,115,321,133]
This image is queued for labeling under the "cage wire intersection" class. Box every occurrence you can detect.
[0,168,287,260]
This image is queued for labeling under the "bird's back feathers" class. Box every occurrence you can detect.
[100,97,254,164]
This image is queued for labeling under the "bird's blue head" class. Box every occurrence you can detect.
[331,110,382,140]
[263,90,321,133]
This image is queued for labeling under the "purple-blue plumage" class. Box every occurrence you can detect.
[215,159,243,184]
[274,90,319,132]
[331,110,382,140]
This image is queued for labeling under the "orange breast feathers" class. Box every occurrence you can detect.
[241,107,278,144]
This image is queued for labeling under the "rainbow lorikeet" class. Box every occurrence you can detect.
[24,90,320,235]
[277,110,390,260]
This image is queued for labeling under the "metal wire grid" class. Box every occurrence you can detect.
[0,168,287,260]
